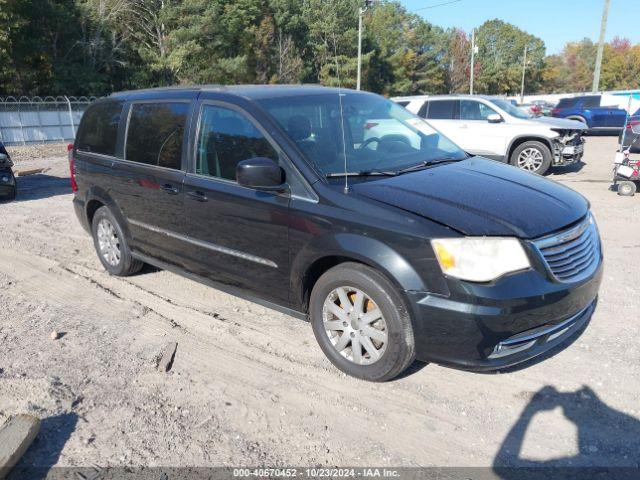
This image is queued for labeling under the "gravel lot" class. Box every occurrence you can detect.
[1,137,639,473]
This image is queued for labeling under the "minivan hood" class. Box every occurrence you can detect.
[351,158,588,238]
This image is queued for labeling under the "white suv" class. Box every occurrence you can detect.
[393,95,587,175]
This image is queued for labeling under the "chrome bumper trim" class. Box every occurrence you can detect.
[488,302,593,359]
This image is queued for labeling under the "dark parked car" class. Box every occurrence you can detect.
[551,95,627,132]
[0,142,16,201]
[70,86,603,381]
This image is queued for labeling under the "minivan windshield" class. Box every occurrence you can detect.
[489,98,533,120]
[257,92,467,176]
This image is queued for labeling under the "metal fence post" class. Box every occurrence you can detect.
[18,99,26,145]
[65,96,76,138]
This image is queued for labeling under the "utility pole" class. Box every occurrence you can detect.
[357,0,373,91]
[470,29,476,95]
[520,45,528,104]
[592,0,611,93]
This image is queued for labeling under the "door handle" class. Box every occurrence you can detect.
[460,124,468,129]
[187,190,208,202]
[161,184,179,195]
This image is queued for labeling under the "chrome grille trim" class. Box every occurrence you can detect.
[532,214,601,283]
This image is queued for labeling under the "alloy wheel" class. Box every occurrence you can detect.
[322,286,388,365]
[517,147,544,172]
[97,218,121,266]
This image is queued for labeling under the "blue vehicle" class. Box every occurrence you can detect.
[551,95,627,133]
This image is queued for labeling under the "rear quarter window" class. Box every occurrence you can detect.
[418,101,429,118]
[125,102,189,170]
[76,101,124,156]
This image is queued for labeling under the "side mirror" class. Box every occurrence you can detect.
[487,114,503,124]
[236,157,287,192]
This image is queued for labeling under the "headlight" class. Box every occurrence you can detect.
[431,237,530,282]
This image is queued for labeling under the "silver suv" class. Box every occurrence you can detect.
[393,95,587,175]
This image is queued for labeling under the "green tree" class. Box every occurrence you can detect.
[474,19,545,95]
[366,1,447,95]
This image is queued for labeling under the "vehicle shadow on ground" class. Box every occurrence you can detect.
[13,174,71,202]
[493,385,640,478]
[550,161,586,175]
[9,412,78,480]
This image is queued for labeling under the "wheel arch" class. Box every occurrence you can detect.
[507,135,554,162]
[566,115,588,125]
[84,187,132,241]
[293,233,431,313]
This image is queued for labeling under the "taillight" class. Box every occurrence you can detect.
[551,108,561,116]
[68,143,78,192]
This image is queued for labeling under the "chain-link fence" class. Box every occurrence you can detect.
[0,96,97,146]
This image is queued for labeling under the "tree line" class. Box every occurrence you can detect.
[1,0,639,98]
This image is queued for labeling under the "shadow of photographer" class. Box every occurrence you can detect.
[493,385,640,479]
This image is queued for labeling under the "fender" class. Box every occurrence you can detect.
[290,232,432,310]
[84,186,133,243]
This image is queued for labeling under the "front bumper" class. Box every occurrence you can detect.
[553,140,585,166]
[0,168,16,200]
[406,261,602,370]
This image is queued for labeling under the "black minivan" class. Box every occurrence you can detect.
[71,85,602,381]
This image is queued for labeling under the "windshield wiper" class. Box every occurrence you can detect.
[325,169,397,178]
[396,157,462,175]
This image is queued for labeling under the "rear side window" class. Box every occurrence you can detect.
[76,101,124,156]
[556,98,577,108]
[579,96,600,108]
[425,100,458,120]
[125,102,189,169]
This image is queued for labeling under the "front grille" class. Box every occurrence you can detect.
[533,214,601,283]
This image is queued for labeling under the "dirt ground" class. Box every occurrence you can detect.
[1,137,639,473]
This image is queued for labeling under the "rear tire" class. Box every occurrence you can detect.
[618,181,637,197]
[309,262,415,382]
[91,206,143,276]
[510,141,552,175]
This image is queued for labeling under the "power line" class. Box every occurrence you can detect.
[411,0,462,13]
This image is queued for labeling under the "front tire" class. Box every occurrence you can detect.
[618,181,637,197]
[510,141,552,175]
[309,262,415,382]
[91,206,143,276]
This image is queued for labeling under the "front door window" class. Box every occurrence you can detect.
[196,105,279,180]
